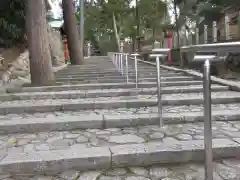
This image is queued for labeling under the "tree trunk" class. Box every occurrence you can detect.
[25,0,55,86]
[152,27,155,49]
[112,12,121,52]
[62,0,83,65]
[173,0,180,48]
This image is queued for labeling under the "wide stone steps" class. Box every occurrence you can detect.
[1,56,240,178]
[1,91,240,114]
[55,76,194,82]
[0,122,239,176]
[55,72,185,78]
[0,85,228,101]
[1,161,237,179]
[6,81,206,93]
[0,104,239,134]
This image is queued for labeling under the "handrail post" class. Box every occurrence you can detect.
[117,53,120,71]
[113,53,115,66]
[203,59,213,180]
[156,55,163,127]
[131,54,139,88]
[150,54,163,127]
[120,53,123,75]
[125,53,129,84]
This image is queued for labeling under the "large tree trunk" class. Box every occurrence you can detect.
[173,0,180,48]
[25,0,55,86]
[62,0,83,65]
[112,12,121,52]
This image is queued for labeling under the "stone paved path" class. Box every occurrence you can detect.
[0,56,240,179]
[1,160,240,179]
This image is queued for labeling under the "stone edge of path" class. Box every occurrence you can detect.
[0,110,239,134]
[0,64,68,93]
[1,96,240,114]
[0,85,228,101]
[136,59,240,92]
[0,138,239,175]
[5,82,155,93]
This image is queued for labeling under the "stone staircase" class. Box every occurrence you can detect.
[0,56,239,179]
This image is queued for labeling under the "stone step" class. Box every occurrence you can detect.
[0,122,239,175]
[0,91,240,114]
[6,82,157,93]
[55,72,185,78]
[55,76,195,82]
[1,85,228,101]
[0,106,239,134]
[8,81,203,93]
[57,68,170,74]
[57,80,202,86]
[55,71,169,77]
[1,160,236,179]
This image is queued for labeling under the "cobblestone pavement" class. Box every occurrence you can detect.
[0,91,240,106]
[0,103,239,120]
[1,122,240,153]
[1,160,240,179]
[1,57,240,178]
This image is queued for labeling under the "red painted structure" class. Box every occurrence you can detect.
[164,29,173,65]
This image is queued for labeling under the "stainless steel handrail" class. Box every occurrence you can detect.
[131,53,139,88]
[150,54,163,127]
[181,41,240,53]
[203,59,213,180]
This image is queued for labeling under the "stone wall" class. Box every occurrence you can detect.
[1,27,65,85]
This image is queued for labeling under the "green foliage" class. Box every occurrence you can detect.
[138,0,167,30]
[0,0,25,47]
[197,0,240,21]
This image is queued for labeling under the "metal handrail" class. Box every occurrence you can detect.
[181,41,240,53]
[112,52,130,84]
[150,54,163,127]
[131,53,140,88]
[203,59,213,180]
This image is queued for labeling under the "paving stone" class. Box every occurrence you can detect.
[29,176,55,180]
[149,132,164,139]
[99,176,122,180]
[162,137,179,144]
[23,144,34,152]
[175,134,192,141]
[0,174,11,179]
[106,168,127,176]
[125,176,151,180]
[149,167,173,179]
[7,147,23,153]
[71,143,88,149]
[222,159,240,168]
[78,171,101,180]
[59,170,80,180]
[17,139,30,146]
[215,163,238,179]
[50,139,74,147]
[64,134,80,139]
[34,143,51,151]
[76,136,89,143]
[129,167,149,176]
[108,134,145,144]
